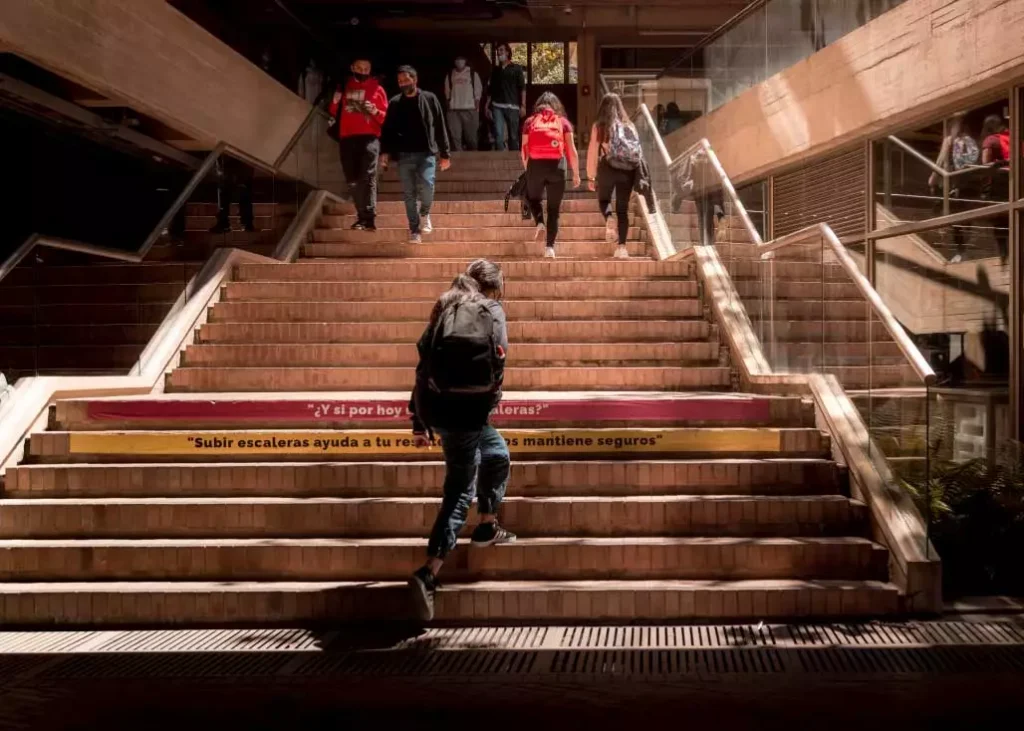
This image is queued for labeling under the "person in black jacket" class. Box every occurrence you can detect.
[408,259,514,622]
[380,65,452,243]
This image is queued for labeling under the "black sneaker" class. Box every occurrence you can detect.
[208,223,231,234]
[350,221,369,231]
[408,566,438,622]
[471,522,517,547]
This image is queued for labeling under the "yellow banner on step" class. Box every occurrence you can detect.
[67,428,783,457]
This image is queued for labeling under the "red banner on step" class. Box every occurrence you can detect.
[85,397,773,424]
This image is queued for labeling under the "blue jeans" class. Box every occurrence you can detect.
[426,425,511,559]
[492,107,521,151]
[397,152,437,233]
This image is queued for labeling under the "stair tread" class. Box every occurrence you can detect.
[0,495,858,505]
[0,536,878,547]
[0,578,898,592]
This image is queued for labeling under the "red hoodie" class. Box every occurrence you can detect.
[328,77,389,139]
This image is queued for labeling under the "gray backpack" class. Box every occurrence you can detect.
[427,300,502,394]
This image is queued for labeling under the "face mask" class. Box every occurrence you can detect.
[352,72,369,82]
[399,83,416,95]
[455,60,466,70]
[497,52,508,63]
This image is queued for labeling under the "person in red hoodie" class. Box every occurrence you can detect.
[328,58,389,231]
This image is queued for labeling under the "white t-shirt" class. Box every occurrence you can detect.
[445,67,482,111]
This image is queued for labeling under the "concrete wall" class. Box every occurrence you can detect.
[0,0,311,166]
[665,0,1024,185]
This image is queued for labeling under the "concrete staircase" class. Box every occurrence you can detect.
[0,152,901,625]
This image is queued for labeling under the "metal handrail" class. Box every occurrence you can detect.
[885,135,1003,179]
[0,98,325,287]
[636,100,936,386]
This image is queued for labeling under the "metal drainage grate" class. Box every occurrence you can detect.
[290,649,538,677]
[394,626,549,651]
[38,652,294,680]
[560,625,776,649]
[93,628,328,654]
[794,645,1024,674]
[548,649,785,675]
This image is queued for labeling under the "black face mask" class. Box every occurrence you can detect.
[399,83,416,96]
[352,72,369,82]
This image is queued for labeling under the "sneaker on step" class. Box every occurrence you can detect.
[471,522,517,547]
[534,222,546,241]
[613,245,630,259]
[544,246,556,259]
[421,216,433,234]
[409,232,423,244]
[408,566,439,622]
[350,221,369,231]
[605,216,617,243]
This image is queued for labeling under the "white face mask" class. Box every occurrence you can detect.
[455,59,467,70]
[497,52,508,63]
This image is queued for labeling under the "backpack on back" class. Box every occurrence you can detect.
[527,111,566,160]
[605,120,642,170]
[951,135,980,170]
[427,300,503,395]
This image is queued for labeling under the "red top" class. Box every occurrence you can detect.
[982,132,1011,162]
[328,77,389,138]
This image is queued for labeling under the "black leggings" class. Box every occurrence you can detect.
[597,161,637,245]
[525,159,566,248]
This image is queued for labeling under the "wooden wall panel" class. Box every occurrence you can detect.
[0,0,311,166]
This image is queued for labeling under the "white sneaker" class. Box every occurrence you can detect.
[605,216,617,243]
[614,246,629,259]
[544,247,556,259]
[950,254,963,263]
[534,222,546,241]
[409,232,422,244]
[421,216,433,234]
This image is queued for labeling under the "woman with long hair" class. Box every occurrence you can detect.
[521,91,581,258]
[408,259,514,622]
[587,93,642,259]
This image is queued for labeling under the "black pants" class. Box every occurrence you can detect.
[597,161,637,245]
[214,158,254,229]
[339,135,380,224]
[525,159,566,248]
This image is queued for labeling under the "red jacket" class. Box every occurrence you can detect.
[328,77,389,138]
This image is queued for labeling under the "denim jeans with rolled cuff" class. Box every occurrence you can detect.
[426,425,510,559]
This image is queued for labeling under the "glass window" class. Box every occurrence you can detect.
[874,96,1011,260]
[568,42,578,83]
[481,43,493,63]
[510,43,528,69]
[529,43,564,84]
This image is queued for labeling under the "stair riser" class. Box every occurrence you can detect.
[222,279,697,301]
[206,300,699,323]
[179,342,718,368]
[5,461,842,499]
[0,498,866,539]
[165,366,733,393]
[195,320,713,344]
[301,241,649,259]
[0,582,899,625]
[310,227,644,243]
[325,199,615,216]
[233,260,693,282]
[28,428,826,463]
[0,542,882,582]
[320,213,623,228]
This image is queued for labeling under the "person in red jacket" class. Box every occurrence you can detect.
[328,58,389,231]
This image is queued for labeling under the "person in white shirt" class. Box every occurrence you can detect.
[444,56,483,151]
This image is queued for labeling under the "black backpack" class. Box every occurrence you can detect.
[427,299,503,394]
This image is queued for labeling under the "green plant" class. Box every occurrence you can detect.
[902,451,1024,597]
